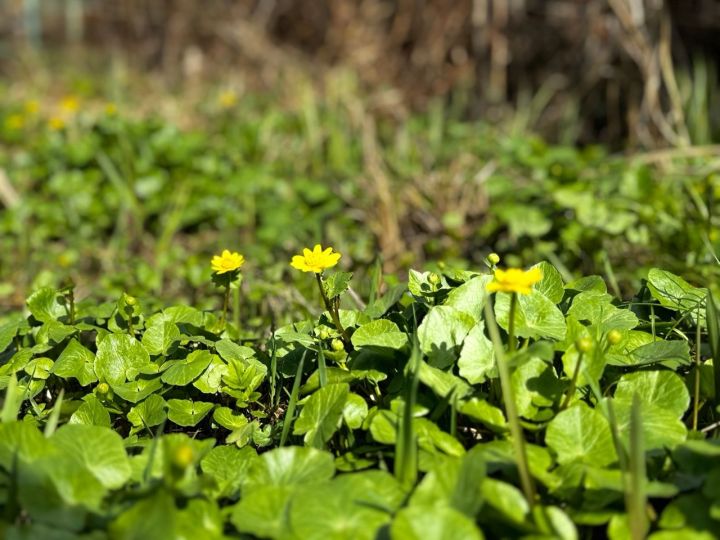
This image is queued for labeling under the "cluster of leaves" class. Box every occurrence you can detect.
[2,90,720,319]
[1,261,719,539]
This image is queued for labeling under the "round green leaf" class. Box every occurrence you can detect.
[546,404,617,467]
[167,399,214,427]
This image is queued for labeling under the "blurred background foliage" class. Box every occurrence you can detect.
[0,0,719,327]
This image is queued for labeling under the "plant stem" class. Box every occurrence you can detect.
[508,292,518,353]
[484,297,536,508]
[693,311,702,431]
[315,273,349,342]
[560,351,585,410]
[220,284,230,328]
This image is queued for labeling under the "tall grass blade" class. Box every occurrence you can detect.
[280,350,306,447]
[395,334,420,489]
[43,389,64,437]
[628,394,648,540]
[706,291,720,408]
[1,374,22,424]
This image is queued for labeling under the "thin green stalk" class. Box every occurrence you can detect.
[233,286,241,331]
[484,297,536,508]
[317,341,328,388]
[270,334,278,407]
[315,273,349,342]
[693,309,702,431]
[706,291,720,410]
[508,292,518,353]
[43,389,64,437]
[560,351,585,410]
[395,335,420,489]
[1,374,21,423]
[280,350,307,447]
[220,284,230,327]
[628,394,649,540]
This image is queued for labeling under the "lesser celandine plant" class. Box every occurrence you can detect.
[484,264,543,509]
[291,244,348,342]
[211,249,245,327]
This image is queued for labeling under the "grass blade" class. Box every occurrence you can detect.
[1,374,22,424]
[43,389,64,437]
[627,394,648,540]
[395,334,420,489]
[280,350,307,447]
[706,291,720,408]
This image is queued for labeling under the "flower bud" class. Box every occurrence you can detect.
[575,337,593,353]
[428,272,441,285]
[331,338,345,352]
[171,444,195,469]
[488,253,500,265]
[317,327,330,340]
[96,382,110,395]
[607,330,623,345]
[125,295,137,306]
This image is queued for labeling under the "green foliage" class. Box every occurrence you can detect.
[0,262,716,538]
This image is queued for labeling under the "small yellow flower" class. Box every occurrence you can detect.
[60,96,79,114]
[105,102,117,116]
[211,250,245,274]
[291,244,341,273]
[487,267,543,295]
[48,117,66,131]
[218,90,238,109]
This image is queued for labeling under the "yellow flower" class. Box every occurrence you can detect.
[211,250,245,274]
[60,96,79,114]
[218,90,238,109]
[105,102,117,116]
[291,244,341,273]
[487,267,543,295]
[48,117,66,131]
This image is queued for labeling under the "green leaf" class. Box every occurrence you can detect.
[392,505,484,539]
[444,276,492,321]
[109,489,177,539]
[324,271,353,300]
[418,306,476,369]
[614,401,687,451]
[418,361,472,399]
[95,334,152,385]
[352,319,408,349]
[69,395,111,427]
[142,317,180,356]
[51,424,131,489]
[533,262,565,303]
[614,370,690,418]
[27,287,65,323]
[495,290,566,341]
[167,399,214,427]
[546,404,617,467]
[647,268,707,320]
[213,406,248,430]
[458,322,494,384]
[161,350,213,386]
[112,377,163,403]
[24,358,53,380]
[481,478,530,526]
[629,340,691,369]
[459,398,507,432]
[365,284,407,319]
[342,393,368,429]
[511,355,562,418]
[201,445,257,498]
[215,338,255,362]
[0,318,21,353]
[568,290,638,332]
[0,421,51,470]
[294,383,349,447]
[246,446,335,489]
[288,480,392,540]
[127,394,167,430]
[230,485,293,539]
[53,339,97,386]
[193,356,228,393]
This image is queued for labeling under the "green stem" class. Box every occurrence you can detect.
[315,273,349,343]
[220,284,230,327]
[484,297,536,508]
[693,312,702,431]
[508,292,518,353]
[233,286,241,331]
[560,351,585,410]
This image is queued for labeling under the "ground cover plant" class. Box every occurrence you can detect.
[1,245,719,539]
[1,83,720,325]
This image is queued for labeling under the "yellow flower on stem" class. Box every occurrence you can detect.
[48,117,66,131]
[487,267,543,295]
[60,96,79,114]
[291,244,341,273]
[211,250,245,274]
[218,90,238,109]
